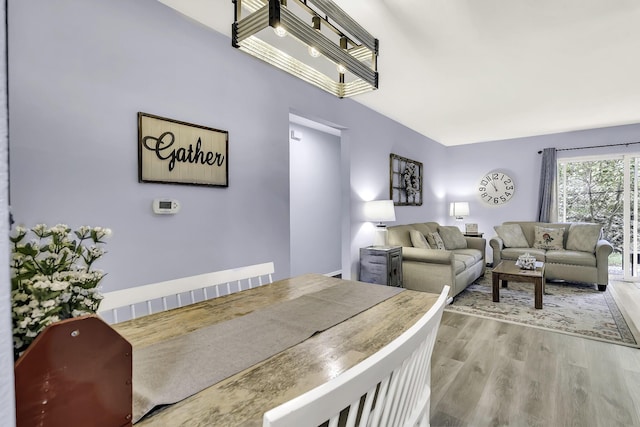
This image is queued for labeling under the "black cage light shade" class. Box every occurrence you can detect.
[232,0,379,98]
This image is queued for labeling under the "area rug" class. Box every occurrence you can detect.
[445,270,639,348]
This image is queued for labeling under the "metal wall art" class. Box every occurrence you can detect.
[390,153,423,206]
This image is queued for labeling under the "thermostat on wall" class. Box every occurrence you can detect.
[152,199,180,214]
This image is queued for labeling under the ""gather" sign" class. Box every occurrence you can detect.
[138,112,228,187]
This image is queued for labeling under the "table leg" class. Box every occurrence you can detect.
[535,278,542,309]
[502,280,508,288]
[492,274,500,302]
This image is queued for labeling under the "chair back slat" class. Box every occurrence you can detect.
[99,262,275,324]
[263,285,449,427]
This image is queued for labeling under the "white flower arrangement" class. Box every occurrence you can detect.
[10,224,111,359]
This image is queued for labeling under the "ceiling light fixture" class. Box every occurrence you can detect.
[232,0,379,98]
[308,45,320,58]
[273,25,287,37]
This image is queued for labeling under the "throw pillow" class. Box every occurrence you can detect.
[533,226,564,250]
[409,230,431,249]
[438,226,468,250]
[493,224,529,248]
[426,232,446,250]
[566,223,602,253]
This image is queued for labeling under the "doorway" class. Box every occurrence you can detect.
[289,114,342,277]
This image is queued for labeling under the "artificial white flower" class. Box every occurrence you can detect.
[72,309,89,317]
[50,224,69,235]
[32,223,47,235]
[13,293,28,302]
[41,300,56,308]
[13,306,30,315]
[10,223,111,359]
[94,227,112,239]
[89,246,104,256]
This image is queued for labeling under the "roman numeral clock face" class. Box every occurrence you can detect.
[478,172,515,205]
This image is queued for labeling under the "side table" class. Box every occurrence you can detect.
[463,232,484,238]
[359,246,403,287]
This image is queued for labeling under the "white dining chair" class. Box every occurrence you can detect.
[98,262,274,324]
[263,285,449,427]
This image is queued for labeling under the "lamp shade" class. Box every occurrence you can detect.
[449,202,469,219]
[364,200,396,223]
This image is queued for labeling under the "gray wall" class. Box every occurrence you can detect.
[290,122,341,276]
[8,0,446,290]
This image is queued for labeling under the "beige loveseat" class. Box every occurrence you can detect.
[387,222,486,299]
[490,221,613,291]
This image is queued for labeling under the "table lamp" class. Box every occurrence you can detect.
[449,202,469,220]
[364,200,396,246]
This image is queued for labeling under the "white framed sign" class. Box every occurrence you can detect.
[138,112,228,187]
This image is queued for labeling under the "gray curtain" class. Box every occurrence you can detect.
[537,148,557,222]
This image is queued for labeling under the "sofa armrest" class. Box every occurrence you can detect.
[489,236,504,267]
[401,247,454,265]
[465,237,486,256]
[595,239,613,286]
[595,239,613,261]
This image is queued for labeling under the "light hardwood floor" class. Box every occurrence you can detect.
[609,275,640,337]
[431,278,640,427]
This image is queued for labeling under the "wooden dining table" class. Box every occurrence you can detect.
[111,273,440,426]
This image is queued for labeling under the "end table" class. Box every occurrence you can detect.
[359,246,403,287]
[463,232,484,238]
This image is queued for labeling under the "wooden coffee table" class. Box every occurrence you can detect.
[492,260,546,309]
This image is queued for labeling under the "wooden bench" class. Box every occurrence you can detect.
[98,262,274,323]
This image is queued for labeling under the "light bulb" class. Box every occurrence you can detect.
[273,26,287,37]
[337,64,347,74]
[308,46,320,58]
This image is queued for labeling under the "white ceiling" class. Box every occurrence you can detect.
[159,0,640,146]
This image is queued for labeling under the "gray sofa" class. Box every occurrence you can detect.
[490,221,613,290]
[387,222,486,299]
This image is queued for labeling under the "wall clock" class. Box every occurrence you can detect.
[478,171,515,205]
